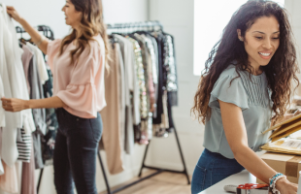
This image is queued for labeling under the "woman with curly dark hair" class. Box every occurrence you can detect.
[191,0,299,193]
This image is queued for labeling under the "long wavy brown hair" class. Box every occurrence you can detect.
[192,0,299,125]
[59,0,110,66]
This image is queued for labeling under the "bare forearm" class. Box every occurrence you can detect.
[28,96,66,109]
[234,146,276,183]
[19,18,49,54]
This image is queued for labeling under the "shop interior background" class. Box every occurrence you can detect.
[1,0,301,193]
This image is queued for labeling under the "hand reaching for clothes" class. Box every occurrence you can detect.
[6,6,23,23]
[1,97,28,112]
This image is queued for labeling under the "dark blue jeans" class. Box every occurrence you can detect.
[191,149,244,194]
[53,108,102,194]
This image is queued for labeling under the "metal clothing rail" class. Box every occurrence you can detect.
[16,25,55,40]
[100,21,190,194]
[99,126,190,194]
[107,20,164,33]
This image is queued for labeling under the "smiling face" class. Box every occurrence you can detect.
[238,16,280,70]
[62,0,82,28]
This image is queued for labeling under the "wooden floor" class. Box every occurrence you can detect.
[99,170,191,194]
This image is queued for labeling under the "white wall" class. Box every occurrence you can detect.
[1,0,149,193]
[2,0,68,39]
[285,0,301,94]
[2,0,149,39]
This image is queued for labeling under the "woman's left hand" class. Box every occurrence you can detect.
[1,97,28,112]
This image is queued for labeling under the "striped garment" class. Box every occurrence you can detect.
[17,128,32,163]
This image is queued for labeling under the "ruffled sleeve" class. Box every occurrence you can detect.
[56,41,102,118]
[47,39,62,70]
[209,68,249,110]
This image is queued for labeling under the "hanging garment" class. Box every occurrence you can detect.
[26,43,47,135]
[21,44,34,94]
[114,35,140,126]
[113,34,135,154]
[139,34,157,113]
[126,37,148,121]
[153,33,178,132]
[0,4,35,133]
[41,128,56,162]
[16,128,32,163]
[32,131,44,169]
[43,67,58,131]
[0,5,22,132]
[165,35,178,106]
[144,35,159,117]
[0,4,35,167]
[0,161,19,194]
[150,32,165,126]
[126,37,149,143]
[42,68,58,162]
[0,77,4,128]
[21,138,36,194]
[133,34,155,144]
[100,43,124,174]
[0,7,5,130]
[133,34,152,114]
[167,91,175,131]
[1,127,18,169]
[0,128,4,176]
[153,90,169,131]
[117,41,126,156]
[34,45,48,85]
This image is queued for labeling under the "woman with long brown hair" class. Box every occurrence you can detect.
[191,0,299,193]
[3,0,109,193]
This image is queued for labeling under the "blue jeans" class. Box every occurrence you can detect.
[191,149,244,194]
[53,108,102,194]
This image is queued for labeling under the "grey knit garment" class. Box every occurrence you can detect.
[203,65,272,158]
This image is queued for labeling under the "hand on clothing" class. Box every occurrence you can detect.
[6,6,23,23]
[1,97,28,112]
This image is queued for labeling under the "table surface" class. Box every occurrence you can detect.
[199,170,256,193]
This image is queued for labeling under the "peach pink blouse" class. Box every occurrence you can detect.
[47,35,106,118]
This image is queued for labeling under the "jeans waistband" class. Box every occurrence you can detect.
[55,108,101,130]
[204,148,232,160]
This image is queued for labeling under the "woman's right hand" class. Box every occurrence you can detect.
[276,177,298,194]
[6,6,23,23]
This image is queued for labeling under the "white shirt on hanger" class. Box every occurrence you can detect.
[0,3,35,167]
[0,4,35,133]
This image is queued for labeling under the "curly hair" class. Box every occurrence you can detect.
[59,0,110,67]
[191,0,299,125]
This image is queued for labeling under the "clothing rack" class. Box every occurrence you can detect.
[16,22,190,194]
[16,25,54,194]
[100,21,190,194]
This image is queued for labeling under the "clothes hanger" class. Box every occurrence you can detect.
[16,26,27,45]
